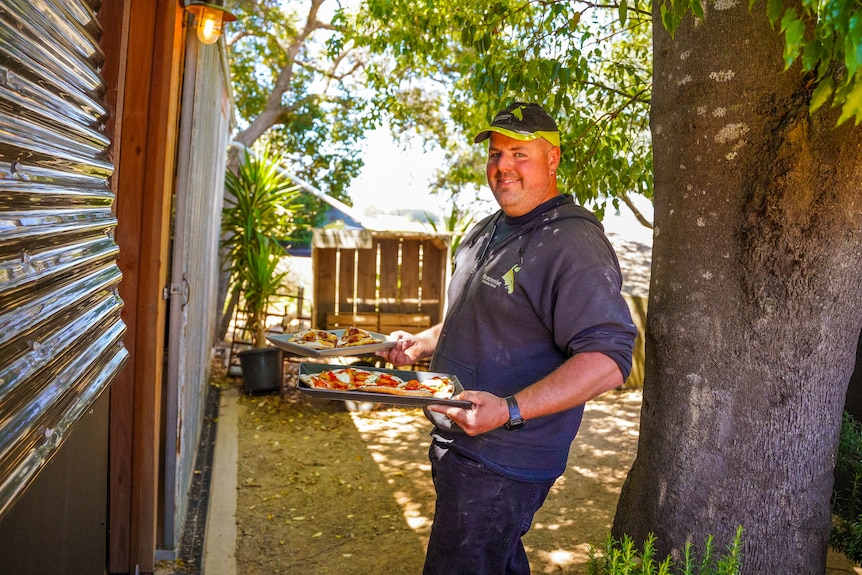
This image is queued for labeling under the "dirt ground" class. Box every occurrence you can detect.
[228,375,862,575]
[232,380,643,575]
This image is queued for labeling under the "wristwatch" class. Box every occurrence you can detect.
[504,395,526,431]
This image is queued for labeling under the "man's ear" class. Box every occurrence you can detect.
[548,146,561,171]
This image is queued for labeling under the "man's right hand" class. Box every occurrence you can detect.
[375,323,442,368]
[377,330,427,367]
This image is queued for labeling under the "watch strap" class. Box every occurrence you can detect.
[504,395,526,430]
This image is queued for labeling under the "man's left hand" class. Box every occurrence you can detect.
[427,390,509,436]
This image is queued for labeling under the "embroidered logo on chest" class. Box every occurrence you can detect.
[502,264,521,293]
[481,264,522,294]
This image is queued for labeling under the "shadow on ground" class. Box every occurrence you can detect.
[234,388,643,574]
[232,384,862,575]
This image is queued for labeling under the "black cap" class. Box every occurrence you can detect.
[473,102,560,147]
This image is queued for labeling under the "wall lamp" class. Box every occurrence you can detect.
[184,1,236,45]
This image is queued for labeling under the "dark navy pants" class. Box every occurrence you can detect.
[422,443,556,575]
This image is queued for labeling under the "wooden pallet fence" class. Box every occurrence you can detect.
[312,229,451,331]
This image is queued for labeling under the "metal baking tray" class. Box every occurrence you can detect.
[297,363,473,408]
[268,329,397,357]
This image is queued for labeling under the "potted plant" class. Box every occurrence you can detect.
[222,146,300,393]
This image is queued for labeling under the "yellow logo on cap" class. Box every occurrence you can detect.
[512,106,526,121]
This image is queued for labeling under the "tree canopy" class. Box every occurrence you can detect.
[225,0,373,236]
[224,0,862,222]
[224,0,654,222]
[349,0,656,219]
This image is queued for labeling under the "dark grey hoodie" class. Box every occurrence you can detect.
[429,194,637,481]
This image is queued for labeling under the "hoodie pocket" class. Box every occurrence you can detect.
[431,354,476,391]
[424,354,476,434]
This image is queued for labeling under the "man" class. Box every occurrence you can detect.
[378,102,637,574]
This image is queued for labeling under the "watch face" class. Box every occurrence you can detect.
[504,395,525,430]
[505,418,526,431]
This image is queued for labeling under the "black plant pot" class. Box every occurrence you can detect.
[238,346,283,394]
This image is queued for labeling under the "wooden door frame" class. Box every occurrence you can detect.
[100,1,186,572]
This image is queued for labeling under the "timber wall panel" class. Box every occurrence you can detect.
[399,240,421,311]
[377,238,400,313]
[337,248,357,313]
[356,244,377,312]
[312,230,451,331]
[420,238,444,321]
[312,245,337,328]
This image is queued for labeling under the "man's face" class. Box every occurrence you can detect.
[486,132,561,217]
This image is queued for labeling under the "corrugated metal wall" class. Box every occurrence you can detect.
[0,0,127,520]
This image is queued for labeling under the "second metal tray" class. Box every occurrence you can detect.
[268,330,396,357]
[297,363,473,409]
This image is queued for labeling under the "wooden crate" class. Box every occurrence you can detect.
[325,313,380,331]
[378,312,432,334]
[312,229,451,330]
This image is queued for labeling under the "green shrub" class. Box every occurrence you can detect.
[587,526,743,575]
[831,411,862,564]
[222,147,301,347]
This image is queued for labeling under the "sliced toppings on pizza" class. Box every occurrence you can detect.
[372,372,405,388]
[299,368,456,399]
[419,376,457,399]
[287,329,339,349]
[287,327,383,350]
[301,368,378,390]
[337,326,382,347]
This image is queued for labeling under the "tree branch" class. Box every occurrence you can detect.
[619,190,653,229]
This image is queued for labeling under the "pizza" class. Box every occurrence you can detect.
[287,329,339,349]
[337,326,381,347]
[287,327,382,350]
[299,367,456,399]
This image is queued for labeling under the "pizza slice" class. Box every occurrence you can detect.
[300,367,379,390]
[337,326,382,347]
[415,376,456,399]
[354,373,455,399]
[288,329,339,350]
[299,367,457,400]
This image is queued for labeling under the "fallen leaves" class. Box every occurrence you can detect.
[235,390,434,573]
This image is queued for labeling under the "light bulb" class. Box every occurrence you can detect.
[196,6,223,45]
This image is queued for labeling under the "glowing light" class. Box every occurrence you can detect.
[184,2,236,45]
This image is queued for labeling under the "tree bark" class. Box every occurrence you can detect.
[613,1,862,573]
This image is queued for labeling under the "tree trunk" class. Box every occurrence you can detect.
[613,2,862,573]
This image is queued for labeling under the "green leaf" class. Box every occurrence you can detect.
[801,39,824,72]
[810,75,835,112]
[767,0,785,26]
[779,7,798,33]
[660,3,673,36]
[781,9,805,69]
[836,73,862,125]
[618,0,628,26]
[461,25,473,47]
[479,31,492,52]
[691,0,704,20]
[850,12,862,44]
[846,35,860,76]
[808,76,835,114]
